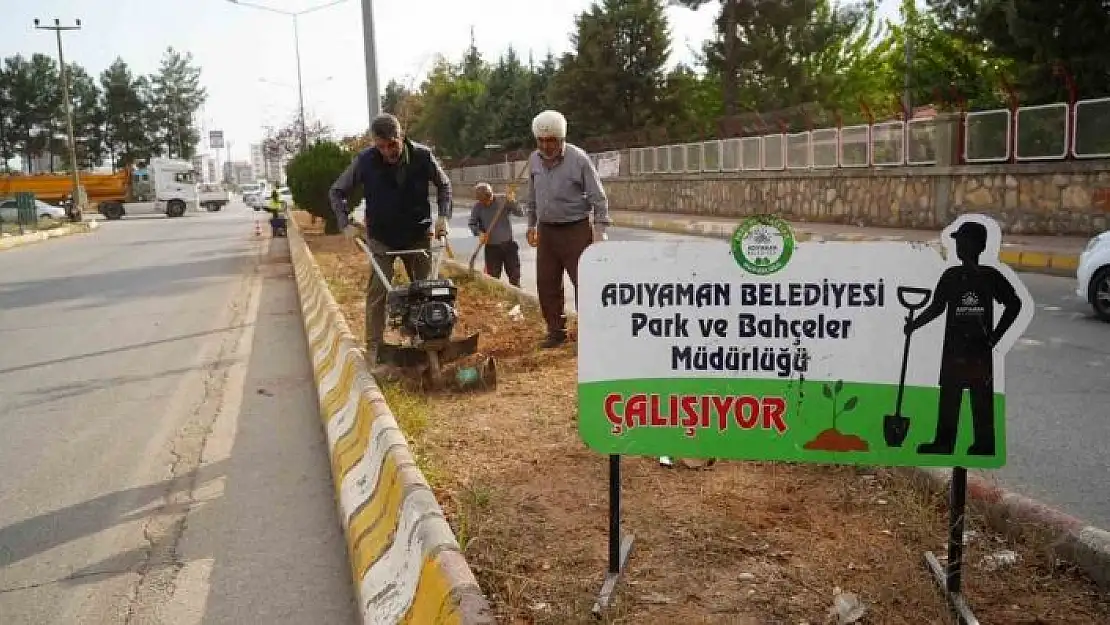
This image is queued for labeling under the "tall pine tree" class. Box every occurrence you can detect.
[151,47,207,159]
[550,0,673,138]
[929,0,1110,103]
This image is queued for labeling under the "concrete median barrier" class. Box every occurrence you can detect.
[0,221,97,251]
[287,216,492,625]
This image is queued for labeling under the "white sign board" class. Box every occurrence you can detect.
[209,130,224,149]
[596,151,621,178]
[576,214,1034,469]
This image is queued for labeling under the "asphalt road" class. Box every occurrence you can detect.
[444,211,1110,529]
[0,203,357,624]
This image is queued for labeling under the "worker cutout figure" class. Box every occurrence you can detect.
[905,216,1025,456]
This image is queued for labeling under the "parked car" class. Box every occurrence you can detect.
[0,197,68,222]
[1077,230,1110,322]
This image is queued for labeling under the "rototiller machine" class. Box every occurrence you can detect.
[354,235,497,392]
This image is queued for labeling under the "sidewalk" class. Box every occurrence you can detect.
[610,210,1089,276]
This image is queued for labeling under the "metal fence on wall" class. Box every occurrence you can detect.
[448,97,1110,182]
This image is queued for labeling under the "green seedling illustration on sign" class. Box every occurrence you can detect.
[802,379,866,452]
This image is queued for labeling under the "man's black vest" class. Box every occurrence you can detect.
[356,140,435,249]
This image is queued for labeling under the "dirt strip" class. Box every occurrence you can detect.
[294,211,1109,625]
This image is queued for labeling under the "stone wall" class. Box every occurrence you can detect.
[448,160,1110,237]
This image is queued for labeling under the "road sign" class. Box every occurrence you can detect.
[577,213,1034,470]
[209,130,224,149]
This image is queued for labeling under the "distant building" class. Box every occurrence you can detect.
[191,154,219,183]
[250,143,265,182]
[223,160,254,185]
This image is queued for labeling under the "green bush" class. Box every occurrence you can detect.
[285,140,362,234]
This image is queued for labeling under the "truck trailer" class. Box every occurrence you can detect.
[0,158,200,220]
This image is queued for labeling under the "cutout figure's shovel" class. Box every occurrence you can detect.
[885,286,932,447]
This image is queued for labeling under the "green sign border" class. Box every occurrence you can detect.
[730,215,796,275]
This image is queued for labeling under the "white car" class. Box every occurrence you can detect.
[0,198,68,222]
[1077,231,1110,322]
[278,186,293,207]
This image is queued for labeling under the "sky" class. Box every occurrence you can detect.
[2,0,907,163]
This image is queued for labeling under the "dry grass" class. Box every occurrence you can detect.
[297,210,1110,624]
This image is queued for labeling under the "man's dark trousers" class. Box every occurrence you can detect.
[484,240,521,287]
[536,219,593,337]
[366,236,431,357]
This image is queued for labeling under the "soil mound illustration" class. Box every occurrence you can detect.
[803,428,870,452]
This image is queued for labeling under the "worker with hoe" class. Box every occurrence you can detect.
[469,181,524,287]
[328,112,453,370]
[525,109,612,348]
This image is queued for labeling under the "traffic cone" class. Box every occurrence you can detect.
[254,219,262,237]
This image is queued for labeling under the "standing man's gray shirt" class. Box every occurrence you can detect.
[469,195,523,245]
[525,142,611,228]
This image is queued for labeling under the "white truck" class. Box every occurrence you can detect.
[198,182,231,211]
[97,157,200,220]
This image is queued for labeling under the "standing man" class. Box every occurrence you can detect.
[525,109,612,348]
[905,220,1023,456]
[329,113,453,367]
[469,181,524,287]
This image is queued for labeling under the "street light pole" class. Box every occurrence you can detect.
[292,15,308,151]
[361,0,381,124]
[226,0,348,151]
[34,18,83,222]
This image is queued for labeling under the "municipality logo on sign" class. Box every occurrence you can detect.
[730,215,795,275]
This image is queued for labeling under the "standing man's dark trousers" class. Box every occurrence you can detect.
[536,219,593,342]
[365,237,431,360]
[919,357,996,456]
[484,240,521,287]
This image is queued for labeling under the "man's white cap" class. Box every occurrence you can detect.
[474,182,493,194]
[532,110,567,139]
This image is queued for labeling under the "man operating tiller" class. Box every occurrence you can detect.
[328,113,453,371]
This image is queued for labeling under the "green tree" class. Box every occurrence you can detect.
[0,62,14,172]
[886,0,1009,111]
[657,65,724,141]
[549,0,673,138]
[151,47,207,159]
[100,58,153,169]
[410,56,488,159]
[674,0,892,126]
[929,0,1110,104]
[381,78,411,115]
[1,54,62,172]
[285,140,360,234]
[527,51,559,115]
[484,47,535,150]
[66,64,106,169]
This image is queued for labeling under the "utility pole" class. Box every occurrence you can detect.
[293,15,308,151]
[361,0,381,124]
[903,12,914,118]
[34,18,83,222]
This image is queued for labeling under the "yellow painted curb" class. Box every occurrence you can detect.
[285,213,492,625]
